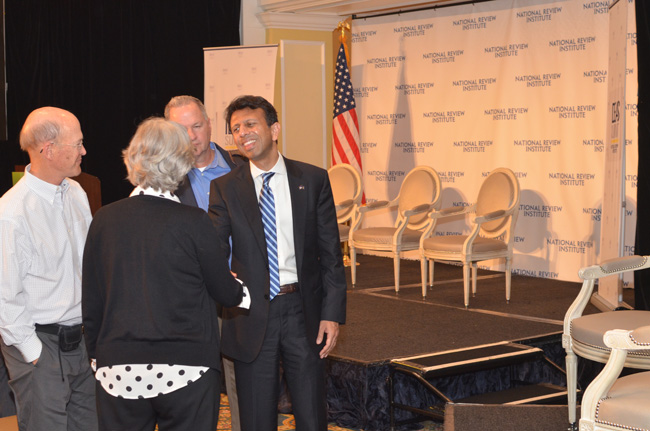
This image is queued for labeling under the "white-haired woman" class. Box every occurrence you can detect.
[82,117,243,431]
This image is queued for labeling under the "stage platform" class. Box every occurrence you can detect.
[326,254,627,431]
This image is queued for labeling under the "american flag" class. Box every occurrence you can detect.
[332,43,363,180]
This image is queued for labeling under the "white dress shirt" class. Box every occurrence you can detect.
[0,165,92,362]
[250,154,299,286]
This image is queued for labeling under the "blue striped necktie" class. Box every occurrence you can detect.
[259,172,281,300]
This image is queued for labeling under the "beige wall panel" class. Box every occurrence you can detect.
[280,40,327,168]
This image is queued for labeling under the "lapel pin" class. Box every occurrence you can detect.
[299,185,305,190]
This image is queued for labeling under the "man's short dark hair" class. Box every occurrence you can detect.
[224,95,278,131]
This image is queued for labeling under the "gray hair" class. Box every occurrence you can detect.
[123,117,194,192]
[164,95,209,121]
[19,118,61,152]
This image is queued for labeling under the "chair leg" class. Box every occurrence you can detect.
[429,260,434,289]
[471,262,478,296]
[566,350,577,428]
[420,256,427,299]
[463,263,471,308]
[341,241,351,267]
[505,256,511,303]
[393,253,401,294]
[350,245,357,287]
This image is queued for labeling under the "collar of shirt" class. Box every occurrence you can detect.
[187,142,231,212]
[23,164,70,205]
[249,151,286,182]
[204,142,230,170]
[129,186,181,203]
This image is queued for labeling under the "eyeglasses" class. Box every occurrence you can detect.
[57,142,85,149]
[40,141,85,153]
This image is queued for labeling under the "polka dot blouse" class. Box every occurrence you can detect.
[96,364,208,399]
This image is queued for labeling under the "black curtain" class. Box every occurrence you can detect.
[635,1,650,309]
[0,0,240,204]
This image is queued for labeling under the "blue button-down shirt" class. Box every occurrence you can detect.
[187,142,231,211]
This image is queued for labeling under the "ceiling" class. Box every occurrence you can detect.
[259,0,469,18]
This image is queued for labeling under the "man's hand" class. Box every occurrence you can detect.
[316,320,339,359]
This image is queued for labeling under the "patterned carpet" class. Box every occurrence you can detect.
[217,394,443,430]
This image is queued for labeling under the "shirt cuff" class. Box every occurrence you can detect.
[235,279,251,309]
[16,332,43,363]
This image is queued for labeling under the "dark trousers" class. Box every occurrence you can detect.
[235,293,326,431]
[0,352,16,417]
[96,367,220,431]
[1,332,97,431]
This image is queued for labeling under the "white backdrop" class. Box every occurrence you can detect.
[350,0,638,283]
[204,45,278,151]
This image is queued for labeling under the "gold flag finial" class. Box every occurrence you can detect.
[336,21,351,43]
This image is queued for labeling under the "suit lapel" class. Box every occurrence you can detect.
[286,160,306,276]
[233,168,268,257]
[215,144,238,170]
[177,175,199,207]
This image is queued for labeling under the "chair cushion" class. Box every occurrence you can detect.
[353,227,422,246]
[422,235,507,253]
[571,310,650,353]
[594,371,650,430]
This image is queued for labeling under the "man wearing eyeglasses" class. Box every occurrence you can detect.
[0,107,97,431]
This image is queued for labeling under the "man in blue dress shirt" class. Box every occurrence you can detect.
[165,95,241,210]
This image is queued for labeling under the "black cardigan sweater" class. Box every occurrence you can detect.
[82,195,243,369]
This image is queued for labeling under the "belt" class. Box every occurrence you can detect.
[35,323,82,335]
[277,283,299,295]
[34,323,84,382]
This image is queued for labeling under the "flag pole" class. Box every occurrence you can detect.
[333,19,360,268]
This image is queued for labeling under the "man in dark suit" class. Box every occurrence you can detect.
[164,95,243,430]
[209,95,346,431]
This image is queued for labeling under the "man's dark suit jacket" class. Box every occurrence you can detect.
[208,158,347,363]
[176,144,241,207]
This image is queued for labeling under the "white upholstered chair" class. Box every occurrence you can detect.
[349,166,442,293]
[328,163,363,244]
[563,255,650,430]
[579,325,650,431]
[419,168,520,305]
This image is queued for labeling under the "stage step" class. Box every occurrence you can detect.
[388,341,568,429]
[455,382,567,405]
[390,341,545,378]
